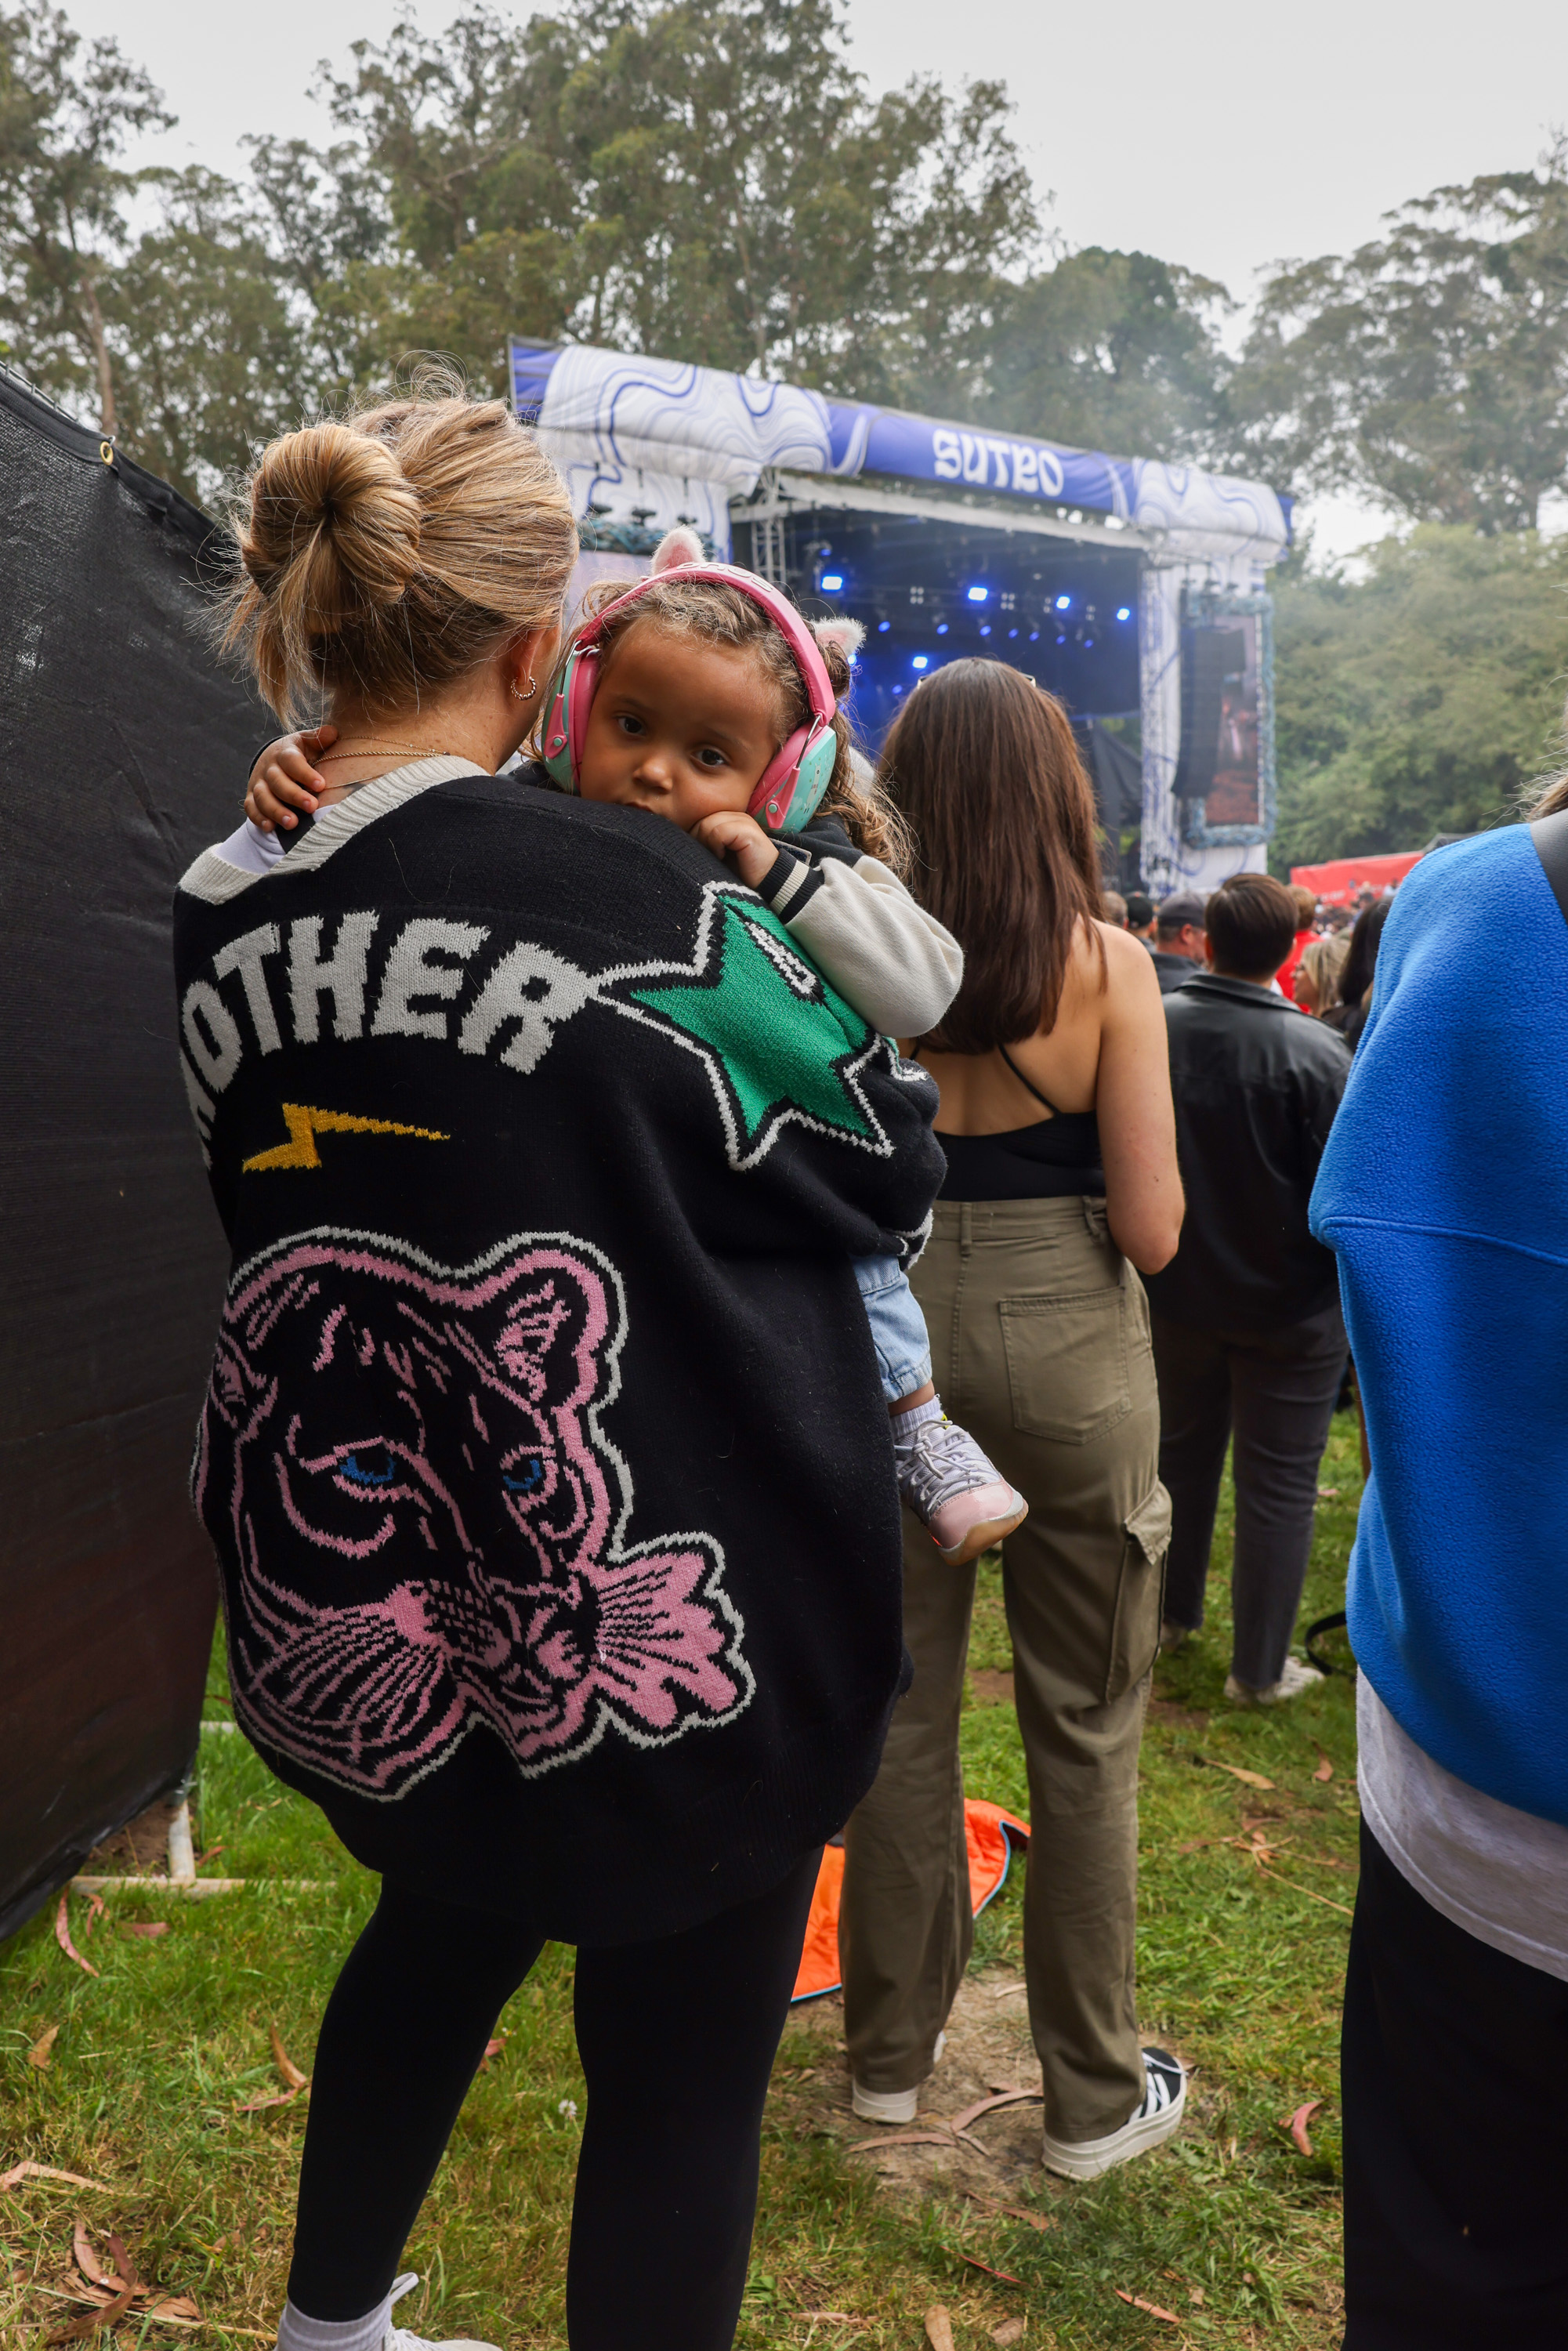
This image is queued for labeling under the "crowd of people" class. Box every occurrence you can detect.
[173,380,1564,2351]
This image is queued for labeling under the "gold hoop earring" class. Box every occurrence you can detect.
[509,675,537,702]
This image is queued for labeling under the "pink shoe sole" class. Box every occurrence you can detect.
[930,1487,1029,1567]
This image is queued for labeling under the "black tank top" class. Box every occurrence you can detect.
[933,1045,1106,1202]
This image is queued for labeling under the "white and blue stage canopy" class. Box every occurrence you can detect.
[509,339,1291,571]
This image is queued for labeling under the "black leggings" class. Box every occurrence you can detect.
[288,1850,820,2349]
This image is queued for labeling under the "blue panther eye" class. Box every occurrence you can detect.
[503,1458,545,1495]
[340,1449,397,1488]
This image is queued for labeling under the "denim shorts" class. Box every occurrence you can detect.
[853,1253,933,1404]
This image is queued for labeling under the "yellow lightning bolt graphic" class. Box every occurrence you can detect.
[243,1103,449,1172]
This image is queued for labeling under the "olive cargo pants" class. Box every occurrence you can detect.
[839,1197,1170,2146]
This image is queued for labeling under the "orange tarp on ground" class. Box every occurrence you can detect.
[791,1799,1030,2001]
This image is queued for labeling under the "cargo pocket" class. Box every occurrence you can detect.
[999,1286,1130,1445]
[1106,1481,1173,1701]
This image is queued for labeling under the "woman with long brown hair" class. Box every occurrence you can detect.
[838,661,1186,2180]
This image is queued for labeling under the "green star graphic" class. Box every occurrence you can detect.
[625,893,877,1158]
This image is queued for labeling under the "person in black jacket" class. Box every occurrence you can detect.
[1147,889,1208,993]
[1147,872,1350,1704]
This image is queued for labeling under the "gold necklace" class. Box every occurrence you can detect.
[316,743,447,764]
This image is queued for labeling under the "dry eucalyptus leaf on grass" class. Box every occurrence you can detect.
[1114,2288,1179,2323]
[52,2219,202,2338]
[924,2309,955,2351]
[1197,1756,1275,1791]
[270,2024,309,2092]
[984,2200,1057,2236]
[49,2278,136,2339]
[949,2088,1042,2133]
[27,2025,61,2070]
[236,2025,311,2113]
[73,2216,109,2283]
[1287,2098,1325,2156]
[846,2131,954,2155]
[0,2163,110,2194]
[961,2254,1021,2286]
[54,1896,98,1980]
[991,2321,1026,2347]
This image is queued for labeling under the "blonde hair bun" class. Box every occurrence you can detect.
[244,422,422,634]
[220,388,577,723]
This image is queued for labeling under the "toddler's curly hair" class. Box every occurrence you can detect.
[567,531,910,876]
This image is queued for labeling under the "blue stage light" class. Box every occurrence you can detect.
[967,585,989,603]
[1008,627,1019,639]
[1084,638,1095,650]
[936,622,949,635]
[1116,606,1132,621]
[1055,594,1072,610]
[820,573,844,592]
[1029,630,1040,642]
[911,654,929,671]
[878,619,891,632]
[979,624,991,637]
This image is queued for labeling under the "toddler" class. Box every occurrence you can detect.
[244,528,1027,1567]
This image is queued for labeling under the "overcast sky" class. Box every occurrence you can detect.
[63,0,1568,551]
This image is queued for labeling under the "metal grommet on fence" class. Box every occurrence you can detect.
[99,440,115,465]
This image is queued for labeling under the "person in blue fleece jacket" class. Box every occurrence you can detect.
[1310,781,1568,2349]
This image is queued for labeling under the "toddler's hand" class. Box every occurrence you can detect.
[692,808,781,889]
[244,726,336,831]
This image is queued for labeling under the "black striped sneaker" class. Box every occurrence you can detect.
[1041,2048,1186,2180]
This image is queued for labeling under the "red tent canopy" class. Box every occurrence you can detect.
[1290,850,1424,905]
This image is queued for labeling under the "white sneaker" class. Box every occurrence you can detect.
[852,2030,946,2124]
[386,2273,499,2351]
[1225,1656,1325,1707]
[1041,2048,1186,2180]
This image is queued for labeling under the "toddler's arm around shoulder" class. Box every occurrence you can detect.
[766,848,962,1038]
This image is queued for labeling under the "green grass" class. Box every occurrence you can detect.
[0,1415,1363,2347]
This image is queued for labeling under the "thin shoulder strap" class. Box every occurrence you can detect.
[998,1042,1063,1117]
[1530,806,1568,932]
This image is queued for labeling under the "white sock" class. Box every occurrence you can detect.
[891,1393,943,1451]
[276,2291,393,2351]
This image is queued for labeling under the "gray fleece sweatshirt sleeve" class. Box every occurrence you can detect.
[760,848,964,1038]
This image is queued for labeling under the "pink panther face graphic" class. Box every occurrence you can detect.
[196,1233,751,1794]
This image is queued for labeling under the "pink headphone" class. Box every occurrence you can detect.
[541,559,840,835]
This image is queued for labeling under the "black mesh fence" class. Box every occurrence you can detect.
[0,371,266,1936]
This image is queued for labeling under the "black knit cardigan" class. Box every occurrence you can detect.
[173,762,943,1943]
